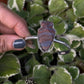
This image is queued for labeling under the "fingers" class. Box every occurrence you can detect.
[0,23,15,34]
[0,3,31,37]
[0,3,34,52]
[0,35,26,53]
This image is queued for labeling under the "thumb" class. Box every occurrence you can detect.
[0,35,26,53]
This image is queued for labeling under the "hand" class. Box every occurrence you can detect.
[0,3,31,53]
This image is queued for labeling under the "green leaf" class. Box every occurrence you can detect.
[8,0,25,11]
[73,0,84,17]
[57,60,66,66]
[33,65,50,84]
[71,41,81,48]
[65,22,84,44]
[48,15,67,35]
[3,80,13,84]
[58,49,76,63]
[16,80,26,84]
[16,0,25,11]
[0,54,21,78]
[42,53,53,66]
[28,3,45,27]
[69,22,84,38]
[60,9,76,22]
[25,56,39,74]
[30,4,45,16]
[48,0,68,15]
[33,0,43,5]
[59,9,75,33]
[7,0,13,8]
[68,66,80,80]
[65,9,76,22]
[50,67,72,84]
[74,74,84,84]
[28,16,43,27]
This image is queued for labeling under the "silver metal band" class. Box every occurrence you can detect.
[25,36,38,40]
[25,36,71,55]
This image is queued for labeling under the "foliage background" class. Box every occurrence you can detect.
[0,0,84,84]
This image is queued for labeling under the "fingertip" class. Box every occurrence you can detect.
[0,35,26,53]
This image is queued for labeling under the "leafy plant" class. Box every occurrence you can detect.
[1,0,84,84]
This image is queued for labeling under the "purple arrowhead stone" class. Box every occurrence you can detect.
[38,21,56,52]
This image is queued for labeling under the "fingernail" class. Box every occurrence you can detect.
[13,39,26,49]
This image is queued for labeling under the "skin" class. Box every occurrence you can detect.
[0,3,32,53]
